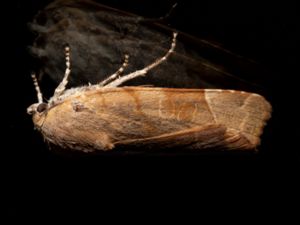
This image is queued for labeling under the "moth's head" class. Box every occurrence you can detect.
[27,102,49,127]
[27,102,48,115]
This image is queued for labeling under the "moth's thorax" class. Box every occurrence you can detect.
[49,86,96,105]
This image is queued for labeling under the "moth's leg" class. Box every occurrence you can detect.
[105,32,178,88]
[53,46,71,98]
[114,124,228,151]
[99,54,129,87]
[31,72,43,104]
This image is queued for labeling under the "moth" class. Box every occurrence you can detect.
[27,32,272,153]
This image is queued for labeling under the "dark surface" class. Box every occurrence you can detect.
[27,0,272,94]
[5,0,299,219]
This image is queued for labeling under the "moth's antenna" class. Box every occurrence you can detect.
[141,3,178,23]
[31,73,43,104]
[99,54,129,87]
[53,46,71,98]
[105,32,178,88]
[159,3,178,21]
[143,32,177,71]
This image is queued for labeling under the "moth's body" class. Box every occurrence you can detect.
[28,32,272,153]
[32,86,271,152]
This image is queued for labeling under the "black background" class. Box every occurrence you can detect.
[6,0,299,219]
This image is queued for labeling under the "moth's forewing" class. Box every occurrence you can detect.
[39,87,271,152]
[29,0,269,94]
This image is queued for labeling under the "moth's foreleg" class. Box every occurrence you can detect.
[105,32,178,88]
[53,46,71,98]
[99,54,129,87]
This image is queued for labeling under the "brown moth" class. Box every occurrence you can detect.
[27,32,272,153]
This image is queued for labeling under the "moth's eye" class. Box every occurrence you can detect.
[37,103,48,113]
